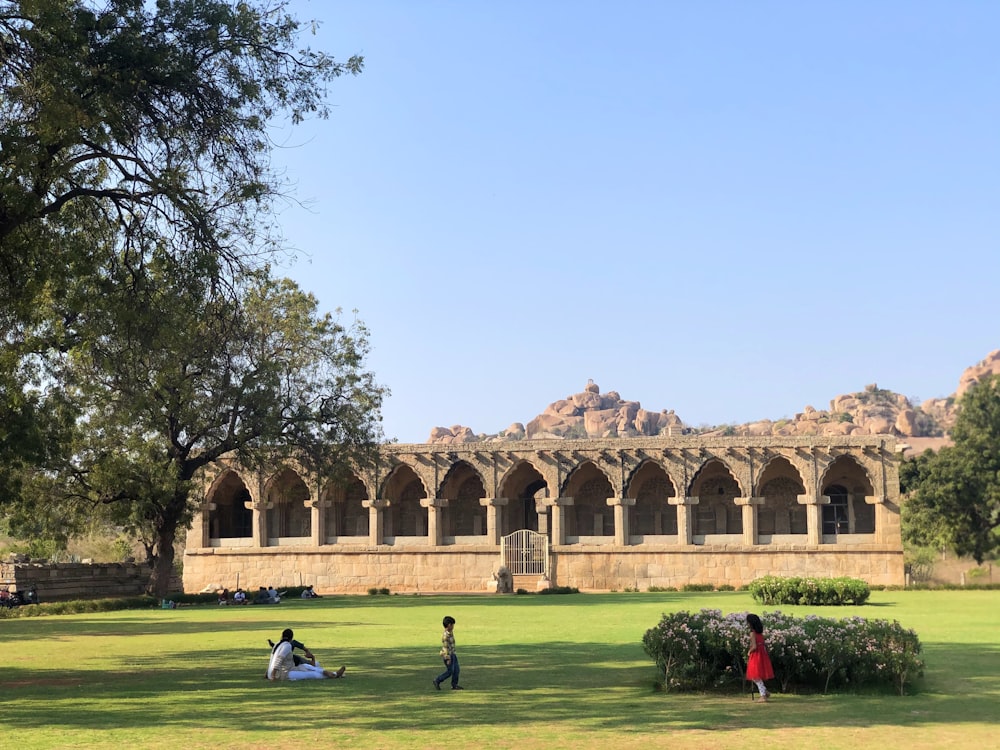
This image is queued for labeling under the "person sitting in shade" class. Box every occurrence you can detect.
[266,628,346,681]
[300,585,320,599]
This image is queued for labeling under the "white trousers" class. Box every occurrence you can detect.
[287,663,328,681]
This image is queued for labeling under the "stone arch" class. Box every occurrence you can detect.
[498,460,548,534]
[322,471,369,540]
[821,455,876,535]
[439,461,487,537]
[263,467,312,541]
[626,460,677,537]
[563,461,614,538]
[689,459,742,537]
[756,456,807,537]
[206,470,253,540]
[383,465,428,538]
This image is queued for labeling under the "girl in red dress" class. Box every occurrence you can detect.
[745,613,774,701]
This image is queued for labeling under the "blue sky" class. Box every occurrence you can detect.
[270,1,1000,443]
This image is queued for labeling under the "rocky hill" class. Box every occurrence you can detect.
[426,350,1000,447]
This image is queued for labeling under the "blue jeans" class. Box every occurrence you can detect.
[435,653,460,687]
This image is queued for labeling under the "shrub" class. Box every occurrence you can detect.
[641,611,701,692]
[538,586,580,595]
[747,575,870,606]
[0,596,159,619]
[642,609,923,695]
[681,583,715,592]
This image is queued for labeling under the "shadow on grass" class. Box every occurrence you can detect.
[3,639,998,734]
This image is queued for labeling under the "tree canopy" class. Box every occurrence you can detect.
[902,375,1000,563]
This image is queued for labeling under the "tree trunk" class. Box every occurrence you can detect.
[148,524,177,599]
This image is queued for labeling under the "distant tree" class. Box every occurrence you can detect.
[901,375,1000,563]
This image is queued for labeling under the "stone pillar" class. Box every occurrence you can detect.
[797,494,828,545]
[200,502,214,548]
[311,500,332,547]
[548,497,573,546]
[669,496,698,545]
[535,499,549,536]
[735,497,763,546]
[420,497,447,546]
[362,499,387,546]
[480,497,508,545]
[607,496,635,546]
[865,494,889,544]
[248,500,271,547]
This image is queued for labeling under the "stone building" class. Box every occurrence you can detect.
[183,434,904,593]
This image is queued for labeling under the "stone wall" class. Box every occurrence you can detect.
[0,561,167,601]
[182,543,904,593]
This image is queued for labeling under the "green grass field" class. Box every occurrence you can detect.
[1,590,997,750]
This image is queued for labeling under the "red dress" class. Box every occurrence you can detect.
[746,632,775,681]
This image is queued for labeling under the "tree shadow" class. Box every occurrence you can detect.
[2,640,997,734]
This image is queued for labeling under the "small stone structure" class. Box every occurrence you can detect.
[1,561,157,601]
[183,435,904,592]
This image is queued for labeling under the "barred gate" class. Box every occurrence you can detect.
[501,530,549,577]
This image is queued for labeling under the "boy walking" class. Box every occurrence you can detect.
[432,615,463,690]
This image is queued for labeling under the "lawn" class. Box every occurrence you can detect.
[1,590,997,750]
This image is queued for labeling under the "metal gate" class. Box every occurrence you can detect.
[501,530,549,577]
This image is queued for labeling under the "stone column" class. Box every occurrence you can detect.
[865,494,889,544]
[199,502,214,548]
[548,497,573,546]
[534,499,549,536]
[248,500,271,547]
[480,497,508,545]
[735,497,763,546]
[797,494,828,545]
[362,499,387,546]
[607,496,635,546]
[311,500,332,547]
[669,496,698,545]
[420,497,447,546]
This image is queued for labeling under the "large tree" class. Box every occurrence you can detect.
[0,1,380,593]
[11,257,385,596]
[902,375,1000,563]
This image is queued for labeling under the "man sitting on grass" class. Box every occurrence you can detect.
[266,628,346,682]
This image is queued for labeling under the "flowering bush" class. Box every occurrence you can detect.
[643,609,923,695]
[641,611,701,692]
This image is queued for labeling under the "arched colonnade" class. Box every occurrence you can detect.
[196,436,899,552]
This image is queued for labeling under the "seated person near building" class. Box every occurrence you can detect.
[232,588,247,604]
[300,585,320,599]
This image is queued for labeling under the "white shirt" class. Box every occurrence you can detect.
[267,640,294,680]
